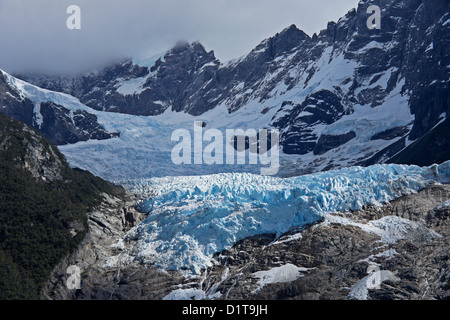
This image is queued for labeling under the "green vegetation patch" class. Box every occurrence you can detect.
[0,113,122,299]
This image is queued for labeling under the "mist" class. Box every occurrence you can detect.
[0,0,360,75]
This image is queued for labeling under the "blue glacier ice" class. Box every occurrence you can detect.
[118,161,450,275]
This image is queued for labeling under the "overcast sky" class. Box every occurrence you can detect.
[0,0,360,75]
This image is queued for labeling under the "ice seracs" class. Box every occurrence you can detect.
[104,161,450,275]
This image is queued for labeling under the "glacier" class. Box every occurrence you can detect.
[106,161,450,275]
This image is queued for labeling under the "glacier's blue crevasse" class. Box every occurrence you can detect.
[121,161,450,274]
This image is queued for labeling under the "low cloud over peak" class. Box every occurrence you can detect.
[0,0,359,75]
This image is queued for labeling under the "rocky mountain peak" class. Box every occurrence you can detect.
[268,24,310,55]
[152,41,217,75]
[170,40,213,56]
[247,24,309,61]
[0,112,64,182]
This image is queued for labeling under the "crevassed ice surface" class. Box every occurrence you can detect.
[115,161,450,275]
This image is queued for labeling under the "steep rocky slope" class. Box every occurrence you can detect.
[0,70,119,146]
[0,112,122,299]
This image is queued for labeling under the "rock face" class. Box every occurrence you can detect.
[0,71,34,126]
[0,71,119,146]
[3,0,447,301]
[202,184,450,300]
[0,112,65,182]
[42,182,450,300]
[388,118,450,167]
[41,191,187,300]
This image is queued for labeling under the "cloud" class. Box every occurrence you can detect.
[0,0,360,75]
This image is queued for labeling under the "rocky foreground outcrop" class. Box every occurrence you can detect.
[43,182,450,300]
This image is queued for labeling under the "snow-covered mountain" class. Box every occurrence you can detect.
[0,70,119,146]
[13,0,449,179]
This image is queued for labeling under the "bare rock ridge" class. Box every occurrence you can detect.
[0,71,119,146]
[41,191,187,300]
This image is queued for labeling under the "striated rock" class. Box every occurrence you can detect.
[0,113,64,181]
[0,113,123,299]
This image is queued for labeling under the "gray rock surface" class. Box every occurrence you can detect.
[0,113,64,182]
[41,191,189,300]
[0,72,119,146]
